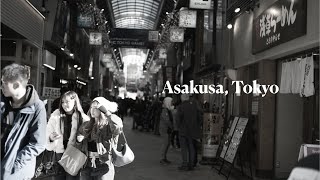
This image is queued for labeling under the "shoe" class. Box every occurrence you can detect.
[160,159,171,165]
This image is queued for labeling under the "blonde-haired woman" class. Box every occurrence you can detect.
[46,91,90,179]
[77,97,123,180]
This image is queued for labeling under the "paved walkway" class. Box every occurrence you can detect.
[114,116,245,180]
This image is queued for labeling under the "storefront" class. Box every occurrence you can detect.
[1,0,45,91]
[226,0,319,178]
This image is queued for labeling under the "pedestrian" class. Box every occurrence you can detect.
[176,94,202,171]
[77,97,123,180]
[171,102,180,149]
[159,97,174,165]
[1,63,47,180]
[46,91,90,179]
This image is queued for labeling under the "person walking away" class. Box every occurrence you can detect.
[77,97,123,180]
[1,63,47,180]
[159,97,174,165]
[171,103,180,149]
[46,91,90,179]
[176,94,202,171]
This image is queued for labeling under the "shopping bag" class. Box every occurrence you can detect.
[34,150,64,179]
[58,145,87,176]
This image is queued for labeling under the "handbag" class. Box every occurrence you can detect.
[58,145,87,176]
[34,150,63,179]
[111,131,134,167]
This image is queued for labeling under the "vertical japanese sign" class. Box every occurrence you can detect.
[252,0,307,54]
[170,28,184,42]
[179,10,197,28]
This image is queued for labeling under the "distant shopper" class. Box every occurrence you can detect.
[176,94,202,171]
[1,63,47,179]
[46,91,90,179]
[159,97,174,165]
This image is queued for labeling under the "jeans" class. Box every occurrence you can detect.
[160,133,171,160]
[179,135,196,167]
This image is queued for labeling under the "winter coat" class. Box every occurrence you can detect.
[1,85,47,179]
[78,114,123,162]
[159,108,173,135]
[176,100,202,139]
[46,109,90,153]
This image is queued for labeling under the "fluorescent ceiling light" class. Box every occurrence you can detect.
[43,64,55,70]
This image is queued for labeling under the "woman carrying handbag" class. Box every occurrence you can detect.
[45,91,90,180]
[77,97,123,180]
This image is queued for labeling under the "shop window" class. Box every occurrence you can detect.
[1,40,16,56]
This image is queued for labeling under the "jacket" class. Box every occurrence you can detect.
[46,109,90,153]
[176,100,202,139]
[1,85,47,179]
[78,114,123,162]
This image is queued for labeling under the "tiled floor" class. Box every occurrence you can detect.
[114,117,255,180]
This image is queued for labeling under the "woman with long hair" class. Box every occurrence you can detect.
[46,91,90,179]
[77,97,123,180]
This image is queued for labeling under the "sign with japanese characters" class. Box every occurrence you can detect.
[77,13,94,28]
[170,28,184,42]
[189,0,212,9]
[148,31,159,42]
[89,32,102,45]
[252,0,307,54]
[159,48,167,59]
[179,10,197,28]
[109,29,155,48]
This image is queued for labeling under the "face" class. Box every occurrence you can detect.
[90,101,101,118]
[1,79,17,97]
[61,96,75,113]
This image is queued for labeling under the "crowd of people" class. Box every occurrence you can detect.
[1,63,124,180]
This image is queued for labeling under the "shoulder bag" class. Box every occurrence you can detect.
[111,131,135,167]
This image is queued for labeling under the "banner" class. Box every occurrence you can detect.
[179,10,197,28]
[189,0,212,9]
[77,13,94,28]
[109,29,156,48]
[89,32,102,45]
[148,31,159,42]
[252,0,307,54]
[170,29,184,42]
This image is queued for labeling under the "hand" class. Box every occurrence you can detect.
[96,142,107,155]
[77,135,85,142]
[49,132,61,141]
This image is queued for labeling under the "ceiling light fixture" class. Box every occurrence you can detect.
[227,24,233,29]
[235,8,240,13]
[70,53,74,57]
[74,64,78,68]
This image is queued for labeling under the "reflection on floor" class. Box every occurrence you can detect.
[114,117,255,180]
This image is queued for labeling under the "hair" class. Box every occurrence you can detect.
[59,91,85,115]
[162,97,173,109]
[1,63,30,86]
[87,97,118,126]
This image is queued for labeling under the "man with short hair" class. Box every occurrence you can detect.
[1,63,47,180]
[176,94,202,171]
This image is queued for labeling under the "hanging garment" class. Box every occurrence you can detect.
[300,56,315,97]
[280,62,292,93]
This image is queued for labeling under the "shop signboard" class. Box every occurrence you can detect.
[224,117,248,163]
[89,32,102,45]
[179,10,197,28]
[77,13,94,28]
[102,53,112,64]
[252,0,307,54]
[298,144,320,161]
[170,29,184,42]
[148,31,159,42]
[159,48,167,59]
[220,117,239,158]
[202,113,224,158]
[109,29,155,48]
[189,0,212,9]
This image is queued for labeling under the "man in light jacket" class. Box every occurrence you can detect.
[1,63,47,180]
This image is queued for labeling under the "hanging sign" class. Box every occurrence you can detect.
[170,29,184,42]
[102,53,112,64]
[148,31,159,42]
[77,13,94,28]
[189,0,212,9]
[179,10,197,28]
[159,48,167,59]
[252,0,307,54]
[89,32,102,45]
